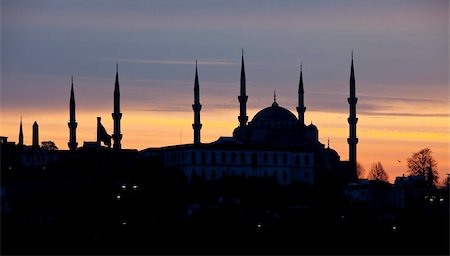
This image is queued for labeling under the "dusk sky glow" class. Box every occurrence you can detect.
[1,0,449,182]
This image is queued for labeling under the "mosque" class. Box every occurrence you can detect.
[9,51,359,186]
[140,52,359,185]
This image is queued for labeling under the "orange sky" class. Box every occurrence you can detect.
[1,103,448,184]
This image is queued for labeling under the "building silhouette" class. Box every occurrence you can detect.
[32,121,39,148]
[18,117,23,147]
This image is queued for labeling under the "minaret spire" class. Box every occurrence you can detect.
[192,60,202,144]
[238,49,248,127]
[347,52,359,178]
[68,76,78,150]
[296,63,306,125]
[112,63,122,150]
[18,116,24,146]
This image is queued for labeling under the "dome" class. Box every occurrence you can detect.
[307,123,318,131]
[250,102,298,127]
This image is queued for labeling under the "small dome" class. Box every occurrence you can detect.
[307,123,318,131]
[250,103,298,127]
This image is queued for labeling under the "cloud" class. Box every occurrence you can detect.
[359,94,447,104]
[119,58,239,66]
[359,112,448,118]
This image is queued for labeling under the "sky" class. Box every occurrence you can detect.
[1,0,449,183]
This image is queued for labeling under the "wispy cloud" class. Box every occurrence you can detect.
[359,94,448,104]
[359,111,448,118]
[119,58,238,66]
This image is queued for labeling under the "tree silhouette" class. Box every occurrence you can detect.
[356,162,365,179]
[368,162,389,182]
[41,141,58,150]
[407,148,438,186]
[441,174,449,188]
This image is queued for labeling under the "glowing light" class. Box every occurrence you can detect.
[121,185,126,189]
[116,194,121,200]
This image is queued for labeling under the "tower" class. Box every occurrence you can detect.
[112,63,122,150]
[68,76,78,150]
[18,116,24,146]
[32,121,39,148]
[347,52,358,175]
[192,60,202,145]
[296,63,306,125]
[238,49,248,127]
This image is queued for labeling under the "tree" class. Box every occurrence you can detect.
[368,162,389,182]
[407,148,438,186]
[356,162,365,179]
[442,174,449,188]
[41,141,58,150]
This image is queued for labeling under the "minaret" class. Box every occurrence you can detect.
[238,49,248,127]
[32,121,39,148]
[192,60,202,145]
[347,52,358,174]
[112,63,122,150]
[296,63,306,125]
[18,116,24,146]
[68,76,78,151]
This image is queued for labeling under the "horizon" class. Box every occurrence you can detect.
[1,0,449,183]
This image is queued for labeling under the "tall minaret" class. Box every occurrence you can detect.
[192,60,202,145]
[112,63,122,150]
[68,76,78,151]
[347,52,358,174]
[238,49,248,127]
[296,63,306,125]
[18,116,24,146]
[32,121,39,148]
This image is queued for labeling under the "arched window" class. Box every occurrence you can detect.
[282,153,287,164]
[221,152,226,163]
[240,152,246,163]
[305,155,310,166]
[251,153,257,169]
[201,151,206,164]
[211,152,216,164]
[191,151,196,164]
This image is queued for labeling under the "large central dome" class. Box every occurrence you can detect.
[250,101,298,128]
